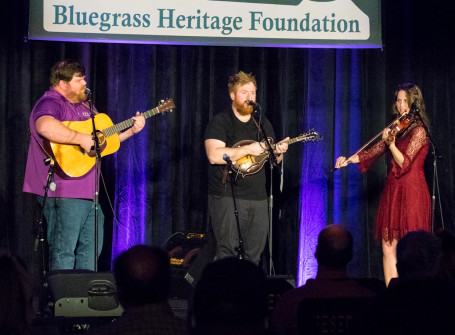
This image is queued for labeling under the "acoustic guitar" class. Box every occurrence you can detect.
[228,129,322,177]
[44,98,175,178]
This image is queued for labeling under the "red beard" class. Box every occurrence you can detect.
[234,101,254,116]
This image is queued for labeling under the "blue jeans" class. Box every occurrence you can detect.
[38,197,104,271]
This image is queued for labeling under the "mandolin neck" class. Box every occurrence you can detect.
[284,136,305,146]
[287,137,300,145]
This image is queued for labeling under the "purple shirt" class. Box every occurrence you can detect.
[23,88,99,199]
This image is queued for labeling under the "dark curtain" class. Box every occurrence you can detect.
[1,0,454,285]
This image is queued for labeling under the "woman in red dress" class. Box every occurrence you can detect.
[335,83,431,286]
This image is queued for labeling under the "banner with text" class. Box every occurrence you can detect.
[28,0,382,48]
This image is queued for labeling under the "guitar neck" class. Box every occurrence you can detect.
[103,106,161,137]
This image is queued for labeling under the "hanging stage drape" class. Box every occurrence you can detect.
[1,0,454,286]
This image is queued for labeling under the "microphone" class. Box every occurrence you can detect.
[223,153,233,166]
[246,100,260,108]
[84,88,91,100]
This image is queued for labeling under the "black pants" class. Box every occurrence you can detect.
[208,194,269,265]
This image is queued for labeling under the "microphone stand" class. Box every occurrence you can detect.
[430,141,442,232]
[419,120,444,232]
[223,154,246,260]
[411,100,444,232]
[230,176,246,260]
[251,105,278,275]
[87,91,101,272]
[35,157,55,319]
[267,160,275,275]
[251,105,278,167]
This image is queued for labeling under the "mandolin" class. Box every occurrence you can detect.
[44,98,175,179]
[228,129,322,177]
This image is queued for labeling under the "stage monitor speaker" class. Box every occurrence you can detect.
[164,231,216,298]
[46,270,123,317]
[183,232,216,287]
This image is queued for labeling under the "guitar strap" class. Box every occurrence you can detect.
[81,101,98,114]
[251,113,272,150]
[251,114,263,137]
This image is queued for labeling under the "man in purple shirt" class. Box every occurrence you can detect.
[23,59,145,271]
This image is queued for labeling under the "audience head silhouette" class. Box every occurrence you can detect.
[113,244,171,308]
[89,245,185,335]
[396,230,441,281]
[189,257,269,335]
[434,229,455,282]
[315,224,353,270]
[349,230,455,335]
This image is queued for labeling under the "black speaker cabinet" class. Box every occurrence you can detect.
[46,270,123,317]
[164,231,216,298]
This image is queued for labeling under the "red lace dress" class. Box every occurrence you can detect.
[358,124,431,242]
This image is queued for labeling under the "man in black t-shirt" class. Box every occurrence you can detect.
[204,71,289,265]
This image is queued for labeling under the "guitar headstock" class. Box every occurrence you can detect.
[158,98,176,114]
[296,129,323,142]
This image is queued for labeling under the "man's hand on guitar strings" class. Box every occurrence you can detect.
[130,111,146,134]
[79,133,96,154]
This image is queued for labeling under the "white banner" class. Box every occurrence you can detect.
[29,0,382,48]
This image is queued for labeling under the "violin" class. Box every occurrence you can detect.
[385,108,416,145]
[332,101,418,172]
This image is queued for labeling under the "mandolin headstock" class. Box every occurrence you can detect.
[294,129,323,143]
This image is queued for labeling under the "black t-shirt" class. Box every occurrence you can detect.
[204,108,276,200]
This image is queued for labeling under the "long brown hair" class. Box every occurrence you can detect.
[392,83,431,133]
